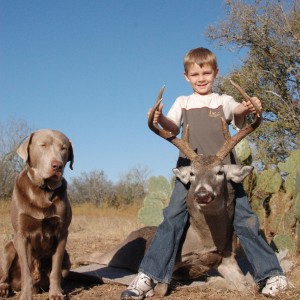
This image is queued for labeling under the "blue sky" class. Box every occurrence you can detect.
[1,0,244,183]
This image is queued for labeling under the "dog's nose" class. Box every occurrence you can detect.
[52,160,63,171]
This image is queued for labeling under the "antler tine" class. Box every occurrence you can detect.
[148,86,172,140]
[230,80,261,117]
[216,81,262,161]
[148,86,198,161]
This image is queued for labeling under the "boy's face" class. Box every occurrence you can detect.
[184,63,219,96]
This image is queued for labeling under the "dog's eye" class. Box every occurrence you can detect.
[217,170,224,176]
[190,172,195,177]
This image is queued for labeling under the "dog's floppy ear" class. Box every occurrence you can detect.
[68,141,74,170]
[17,133,34,163]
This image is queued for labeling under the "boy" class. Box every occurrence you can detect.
[121,47,288,299]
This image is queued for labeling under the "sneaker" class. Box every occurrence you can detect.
[121,272,155,300]
[261,275,288,297]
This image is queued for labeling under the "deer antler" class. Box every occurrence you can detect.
[148,86,198,161]
[215,80,262,161]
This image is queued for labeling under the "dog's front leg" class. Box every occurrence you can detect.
[0,241,17,297]
[49,234,68,300]
[14,235,33,300]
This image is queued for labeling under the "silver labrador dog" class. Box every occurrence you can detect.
[0,129,73,300]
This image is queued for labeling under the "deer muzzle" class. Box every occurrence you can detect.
[194,187,215,205]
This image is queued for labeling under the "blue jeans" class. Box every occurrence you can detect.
[139,179,283,284]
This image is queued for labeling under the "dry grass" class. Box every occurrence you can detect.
[0,201,300,300]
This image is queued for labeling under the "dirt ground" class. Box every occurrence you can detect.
[1,203,300,300]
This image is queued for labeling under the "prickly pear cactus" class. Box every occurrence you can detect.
[254,169,282,194]
[273,234,295,252]
[235,138,252,162]
[278,150,300,194]
[294,167,300,198]
[138,194,164,226]
[250,196,265,226]
[278,150,300,174]
[294,192,300,221]
[146,176,171,205]
[264,151,300,252]
[138,176,171,226]
[268,192,295,235]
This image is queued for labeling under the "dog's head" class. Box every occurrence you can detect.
[17,129,74,190]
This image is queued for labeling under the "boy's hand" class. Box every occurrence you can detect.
[148,103,164,124]
[242,96,262,115]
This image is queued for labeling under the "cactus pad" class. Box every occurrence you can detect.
[147,176,171,203]
[138,176,172,226]
[138,194,164,226]
[272,234,295,252]
[255,169,282,194]
[294,192,300,220]
[278,150,300,174]
[235,138,251,162]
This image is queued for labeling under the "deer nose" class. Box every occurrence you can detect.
[51,160,63,171]
[195,187,214,204]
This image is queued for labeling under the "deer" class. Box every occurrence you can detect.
[76,81,262,296]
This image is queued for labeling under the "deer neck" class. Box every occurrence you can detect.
[187,193,233,253]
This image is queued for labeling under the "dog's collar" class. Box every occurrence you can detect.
[40,181,63,191]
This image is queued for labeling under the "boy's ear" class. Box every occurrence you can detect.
[215,68,219,78]
[183,71,190,82]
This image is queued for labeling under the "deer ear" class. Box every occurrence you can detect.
[173,166,193,185]
[224,165,254,183]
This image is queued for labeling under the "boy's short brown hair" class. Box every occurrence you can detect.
[184,47,218,73]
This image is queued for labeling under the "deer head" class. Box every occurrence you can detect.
[148,81,261,213]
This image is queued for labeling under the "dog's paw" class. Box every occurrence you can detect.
[49,289,64,300]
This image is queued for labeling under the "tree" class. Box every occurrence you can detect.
[68,170,113,206]
[116,164,150,205]
[0,119,31,199]
[206,0,300,166]
[68,165,150,207]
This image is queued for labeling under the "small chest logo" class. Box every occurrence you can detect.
[208,110,221,118]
